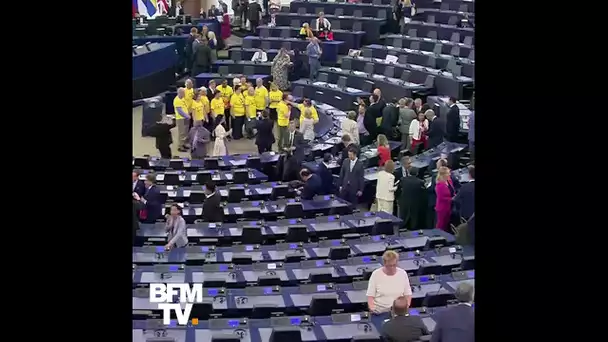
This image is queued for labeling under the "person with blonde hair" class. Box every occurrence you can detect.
[377,134,391,167]
[299,23,314,39]
[435,166,454,231]
[375,160,397,214]
[366,250,412,313]
[300,109,316,141]
[341,111,360,145]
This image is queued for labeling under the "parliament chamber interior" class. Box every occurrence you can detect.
[132,0,475,341]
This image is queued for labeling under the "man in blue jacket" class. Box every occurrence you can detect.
[430,282,475,342]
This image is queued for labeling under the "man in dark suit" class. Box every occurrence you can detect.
[192,38,214,76]
[334,134,357,166]
[364,94,383,142]
[445,97,461,142]
[425,109,446,148]
[453,165,475,220]
[382,296,430,342]
[339,146,365,205]
[380,98,400,139]
[132,170,145,197]
[317,153,335,195]
[430,282,475,342]
[207,5,221,17]
[133,174,164,223]
[202,181,224,222]
[149,115,176,159]
[282,120,306,181]
[298,169,322,200]
[398,167,427,230]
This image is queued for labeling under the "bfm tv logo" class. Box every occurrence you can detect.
[150,283,205,325]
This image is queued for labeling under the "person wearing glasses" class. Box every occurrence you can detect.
[366,250,412,314]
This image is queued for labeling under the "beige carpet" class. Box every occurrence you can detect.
[132,106,276,157]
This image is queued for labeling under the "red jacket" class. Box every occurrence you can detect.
[378,145,390,166]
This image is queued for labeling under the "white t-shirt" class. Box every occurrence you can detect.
[365,267,412,312]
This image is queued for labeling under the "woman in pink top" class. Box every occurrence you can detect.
[435,167,454,231]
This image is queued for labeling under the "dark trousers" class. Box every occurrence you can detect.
[232,115,245,140]
[223,109,232,130]
[191,64,210,77]
[268,108,278,121]
[250,20,259,33]
[158,145,172,159]
[257,144,272,154]
[340,188,359,206]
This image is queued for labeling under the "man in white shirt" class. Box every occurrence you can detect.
[366,250,412,313]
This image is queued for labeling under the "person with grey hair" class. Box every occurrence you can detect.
[425,109,446,148]
[173,87,191,152]
[307,37,322,81]
[430,282,474,342]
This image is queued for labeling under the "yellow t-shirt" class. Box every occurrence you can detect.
[241,84,249,93]
[217,85,233,108]
[277,101,290,127]
[184,87,195,111]
[191,100,205,122]
[230,93,246,116]
[268,90,282,109]
[173,96,187,120]
[245,95,257,119]
[201,96,210,118]
[298,104,319,125]
[210,98,225,117]
[254,86,269,110]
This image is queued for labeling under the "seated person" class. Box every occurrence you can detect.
[299,23,314,39]
[298,168,322,200]
[382,296,430,342]
[251,48,268,62]
[314,12,333,40]
[366,250,412,314]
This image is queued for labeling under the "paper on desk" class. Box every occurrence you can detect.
[313,81,326,86]
[183,190,191,197]
[168,191,177,197]
[233,207,244,215]
[194,208,202,216]
[166,185,174,190]
[190,174,197,181]
[156,174,165,181]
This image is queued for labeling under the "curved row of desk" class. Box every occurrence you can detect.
[132,42,178,100]
[132,302,474,342]
[134,236,466,269]
[132,254,472,289]
[136,212,402,245]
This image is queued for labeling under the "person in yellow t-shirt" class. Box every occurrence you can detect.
[217,79,233,130]
[173,87,192,152]
[239,76,248,93]
[230,87,246,140]
[268,83,283,122]
[244,86,257,138]
[191,91,205,123]
[254,78,269,112]
[210,90,225,125]
[184,79,195,122]
[198,87,211,124]
[286,97,319,127]
[276,93,290,150]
